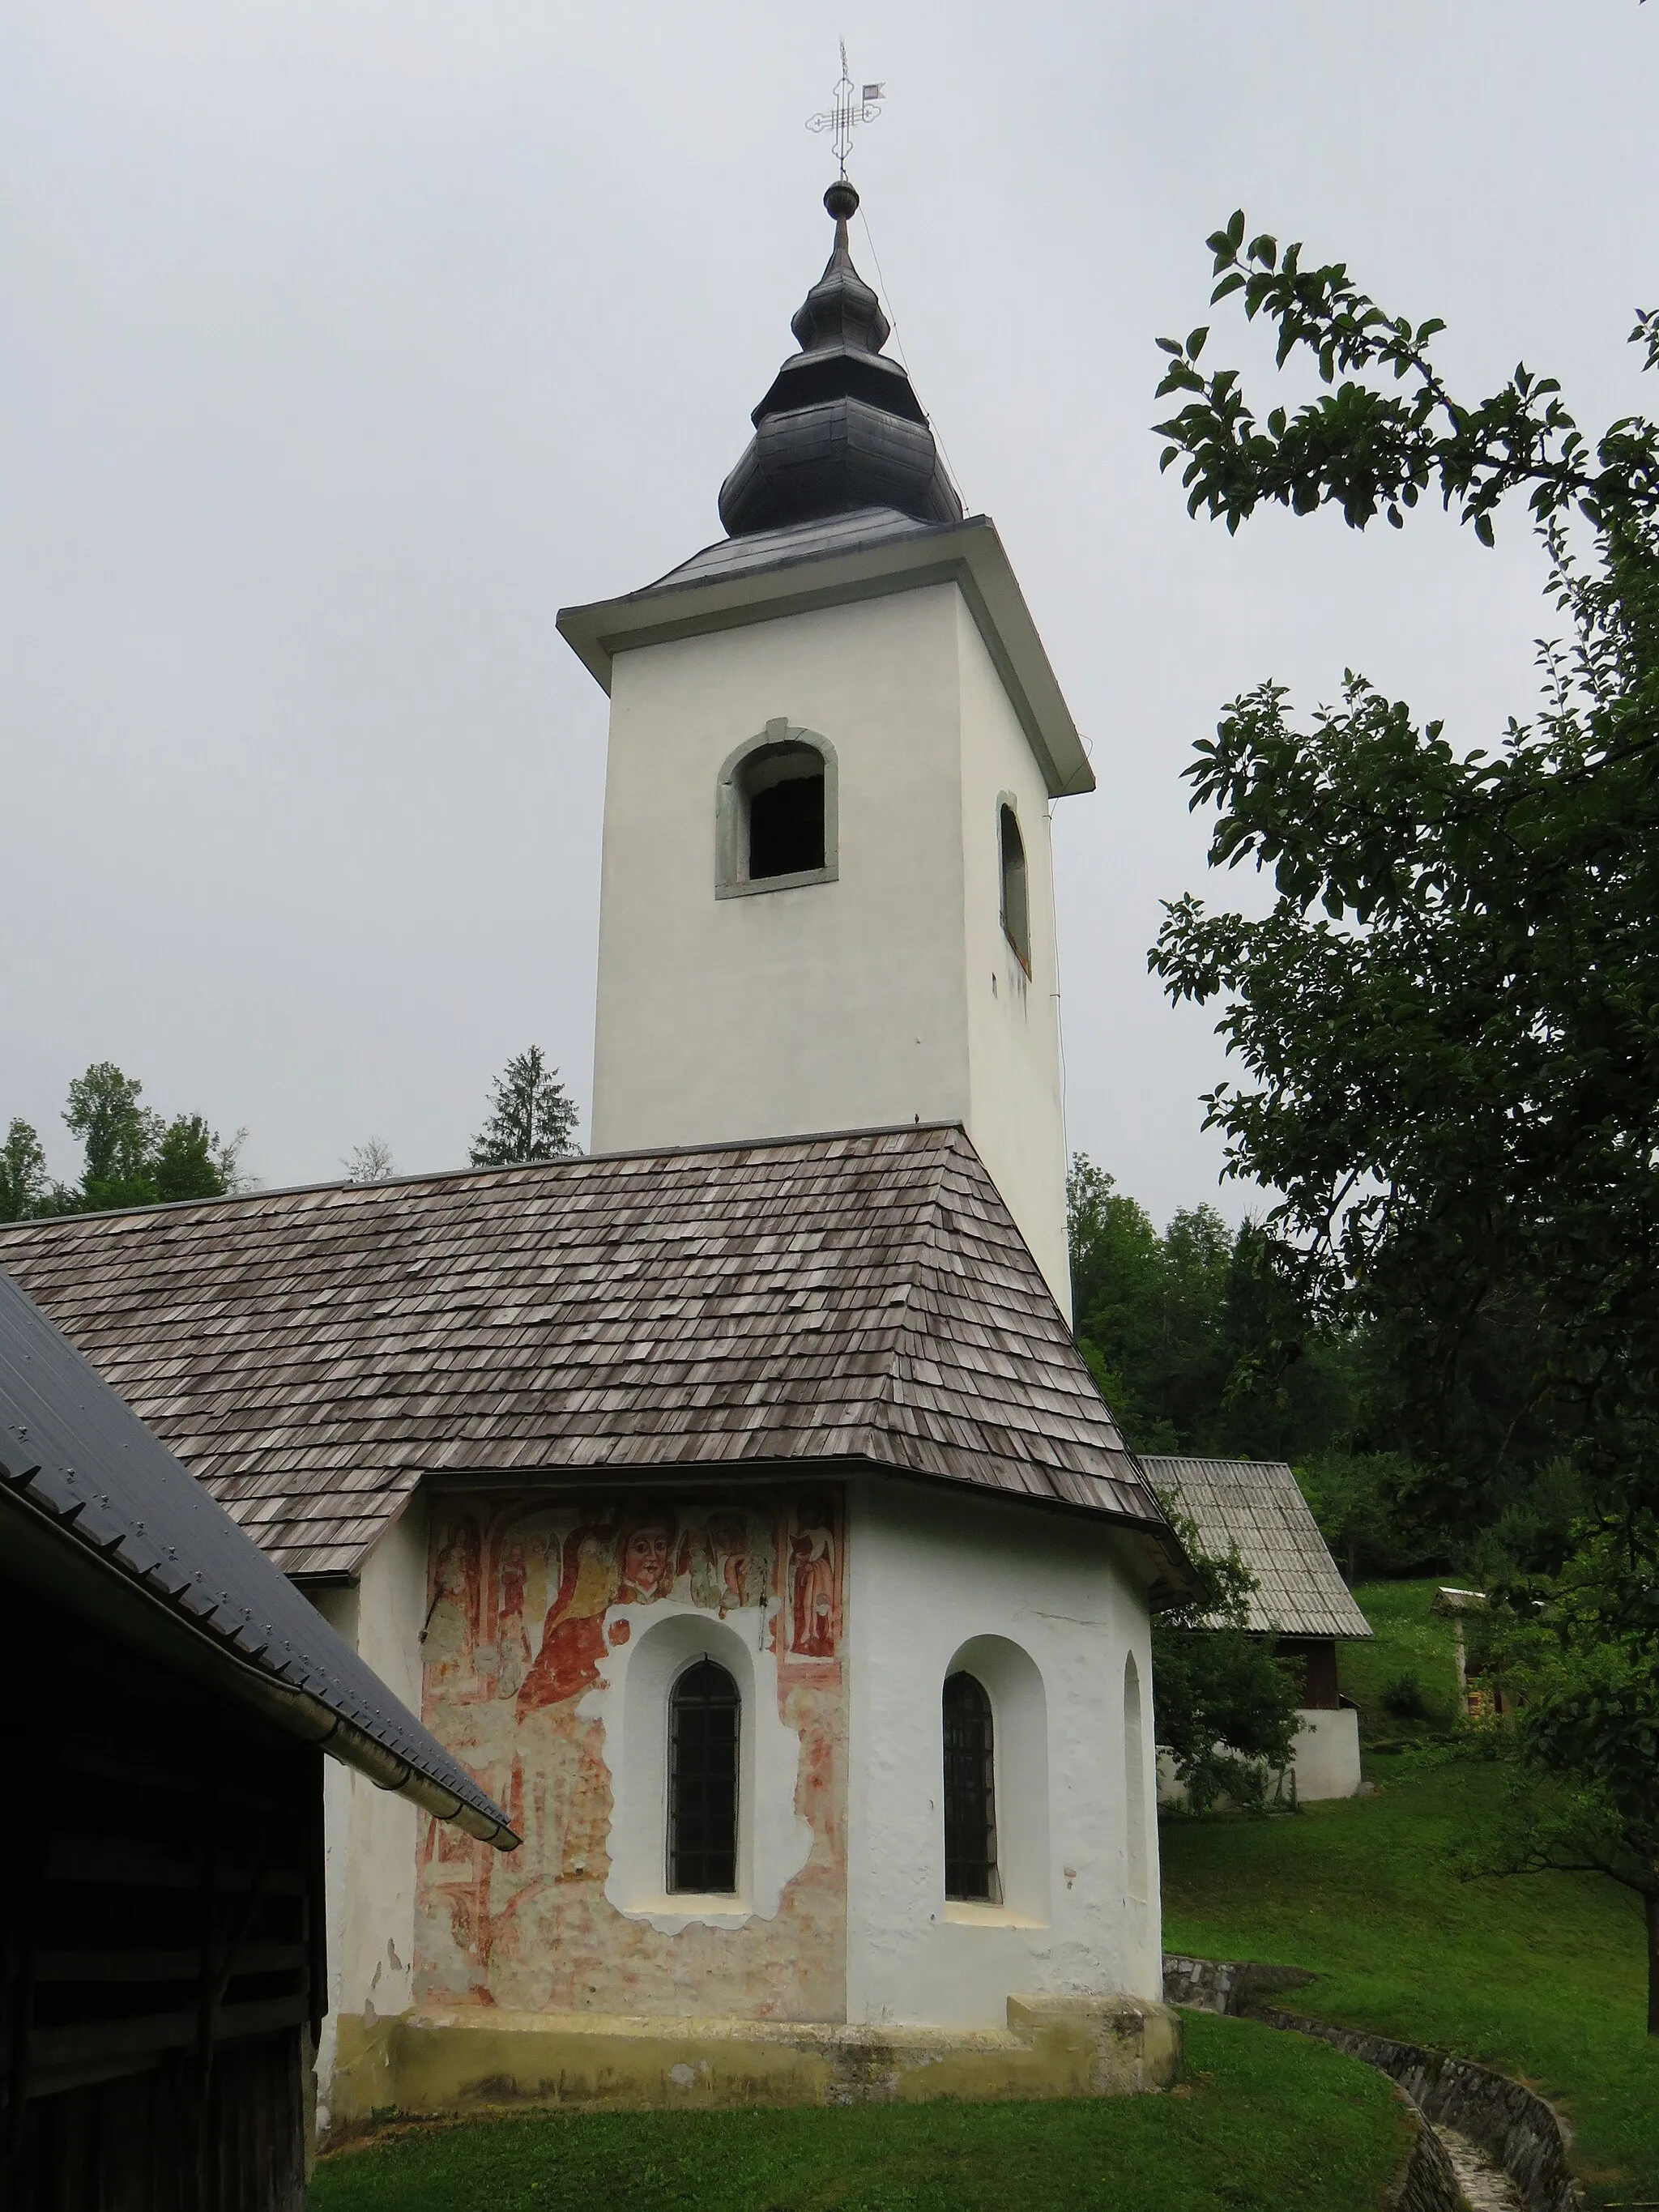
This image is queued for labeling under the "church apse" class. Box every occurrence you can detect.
[416,1487,847,2022]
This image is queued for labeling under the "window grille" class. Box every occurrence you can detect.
[667,1659,740,1894]
[942,1670,999,1902]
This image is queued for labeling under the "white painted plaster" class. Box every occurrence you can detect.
[845,1479,1163,2031]
[955,595,1070,1313]
[591,1600,812,1933]
[1155,1703,1363,1807]
[947,1634,1051,1924]
[304,1497,428,2123]
[1286,1706,1362,1800]
[1122,1653,1149,1903]
[588,579,1073,1314]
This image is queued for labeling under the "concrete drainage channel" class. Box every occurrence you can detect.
[1162,1956,1582,2212]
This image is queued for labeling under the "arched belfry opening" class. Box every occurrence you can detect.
[746,744,825,879]
[1000,803,1031,973]
[717,722,838,897]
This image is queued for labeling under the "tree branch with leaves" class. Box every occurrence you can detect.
[1147,206,1659,2023]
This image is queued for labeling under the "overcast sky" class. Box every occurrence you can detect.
[3,2,1654,1225]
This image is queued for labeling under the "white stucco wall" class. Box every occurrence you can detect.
[305,1497,429,2125]
[1156,1703,1363,1808]
[844,1479,1162,2030]
[954,594,1070,1313]
[1286,1706,1362,1800]
[588,580,1074,1312]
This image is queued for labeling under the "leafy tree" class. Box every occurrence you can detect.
[1068,1154,1367,1468]
[150,1113,240,1203]
[0,1120,49,1224]
[1149,211,1659,1498]
[342,1137,398,1185]
[2,1064,243,1216]
[1151,1500,1303,1815]
[1149,208,1659,2022]
[469,1047,579,1168]
[1292,1450,1431,1584]
[65,1062,161,1208]
[1465,1534,1659,2032]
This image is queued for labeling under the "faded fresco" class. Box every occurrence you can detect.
[416,1488,847,2022]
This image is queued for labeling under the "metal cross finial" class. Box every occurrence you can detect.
[806,41,884,179]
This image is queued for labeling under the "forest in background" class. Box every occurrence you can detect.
[1066,1157,1584,1589]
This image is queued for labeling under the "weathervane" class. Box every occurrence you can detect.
[806,41,885,179]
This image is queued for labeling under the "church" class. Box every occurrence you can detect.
[0,177,1192,2131]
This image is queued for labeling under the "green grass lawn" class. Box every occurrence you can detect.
[1338,1578,1464,1744]
[309,2011,1406,2212]
[1161,1760,1657,2206]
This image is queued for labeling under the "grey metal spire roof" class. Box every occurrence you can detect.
[0,1262,518,1848]
[717,181,962,538]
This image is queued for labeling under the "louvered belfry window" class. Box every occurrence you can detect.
[942,1670,1000,1903]
[667,1659,740,1894]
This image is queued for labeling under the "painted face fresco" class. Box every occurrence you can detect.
[618,1519,672,1603]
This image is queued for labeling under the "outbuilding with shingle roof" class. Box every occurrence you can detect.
[1141,1456,1373,1803]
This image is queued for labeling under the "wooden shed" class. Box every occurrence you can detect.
[0,1264,517,2210]
[1139,1455,1373,1801]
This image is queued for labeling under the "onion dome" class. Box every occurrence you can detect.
[718,181,962,538]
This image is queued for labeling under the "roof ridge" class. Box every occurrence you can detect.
[856,1127,970,1445]
[0,1120,970,1230]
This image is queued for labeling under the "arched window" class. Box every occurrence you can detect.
[999,803,1030,972]
[746,743,825,879]
[1124,1652,1148,1903]
[667,1659,740,1894]
[942,1671,1000,1903]
[716,722,839,897]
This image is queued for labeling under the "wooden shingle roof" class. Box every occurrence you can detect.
[1138,1456,1372,1640]
[0,1125,1180,1586]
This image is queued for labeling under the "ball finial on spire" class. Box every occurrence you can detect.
[824,179,859,222]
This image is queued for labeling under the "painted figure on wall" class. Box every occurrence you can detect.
[710,1510,765,1611]
[420,1485,847,2021]
[425,1517,481,1682]
[789,1494,838,1660]
[518,1522,615,1713]
[496,1541,532,1699]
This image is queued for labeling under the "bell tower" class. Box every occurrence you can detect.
[557,182,1094,1315]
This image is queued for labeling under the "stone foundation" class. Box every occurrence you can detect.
[328,1993,1181,2132]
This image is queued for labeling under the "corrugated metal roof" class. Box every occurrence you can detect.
[0,1263,517,1845]
[1137,1456,1372,1640]
[0,1125,1177,1586]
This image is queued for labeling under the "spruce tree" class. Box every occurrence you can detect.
[469,1047,579,1167]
